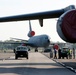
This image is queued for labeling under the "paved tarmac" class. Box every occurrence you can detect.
[42,51,76,73]
[0,52,76,75]
[0,53,14,60]
[53,59,76,72]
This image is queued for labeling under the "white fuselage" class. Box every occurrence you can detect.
[28,34,50,47]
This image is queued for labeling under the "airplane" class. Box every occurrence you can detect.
[11,20,50,49]
[0,5,76,43]
[0,20,50,52]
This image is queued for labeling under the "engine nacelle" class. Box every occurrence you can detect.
[57,9,76,43]
[28,31,35,37]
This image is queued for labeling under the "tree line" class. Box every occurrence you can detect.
[0,40,24,50]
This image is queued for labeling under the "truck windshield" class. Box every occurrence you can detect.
[17,47,28,51]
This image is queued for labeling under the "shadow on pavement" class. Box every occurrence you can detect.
[0,67,75,75]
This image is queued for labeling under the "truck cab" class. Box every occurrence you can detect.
[15,46,28,59]
[61,47,69,59]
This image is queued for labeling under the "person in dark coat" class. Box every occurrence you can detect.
[58,48,61,59]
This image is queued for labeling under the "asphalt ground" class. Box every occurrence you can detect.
[0,52,76,75]
[0,50,76,73]
[0,53,14,60]
[53,59,76,72]
[42,52,76,73]
[0,50,14,60]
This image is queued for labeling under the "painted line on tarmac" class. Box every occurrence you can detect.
[40,52,76,73]
[53,59,76,73]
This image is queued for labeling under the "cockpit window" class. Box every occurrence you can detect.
[44,36,50,40]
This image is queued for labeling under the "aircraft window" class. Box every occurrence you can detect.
[44,36,50,40]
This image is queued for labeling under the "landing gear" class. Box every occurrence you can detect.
[35,48,38,52]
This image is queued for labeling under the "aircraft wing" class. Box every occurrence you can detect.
[0,5,76,43]
[0,41,36,47]
[0,5,75,27]
[0,9,64,22]
[10,37,28,42]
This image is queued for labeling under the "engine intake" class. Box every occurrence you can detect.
[57,9,76,43]
[28,31,35,37]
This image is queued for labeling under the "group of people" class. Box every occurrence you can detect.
[53,47,75,59]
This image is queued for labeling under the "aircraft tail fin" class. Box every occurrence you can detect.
[29,20,32,31]
[27,20,35,37]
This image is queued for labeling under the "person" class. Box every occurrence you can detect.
[70,49,72,59]
[58,48,61,59]
[54,48,57,59]
[73,48,75,59]
[13,48,15,53]
[68,49,70,59]
[68,49,72,59]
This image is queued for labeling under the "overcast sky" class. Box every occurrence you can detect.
[0,0,76,42]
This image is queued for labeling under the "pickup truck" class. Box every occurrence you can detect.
[15,46,28,59]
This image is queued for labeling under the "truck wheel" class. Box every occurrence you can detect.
[15,55,18,59]
[62,57,64,59]
[66,56,68,59]
[26,56,28,59]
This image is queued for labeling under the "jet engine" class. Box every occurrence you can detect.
[57,9,76,43]
[28,31,35,37]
